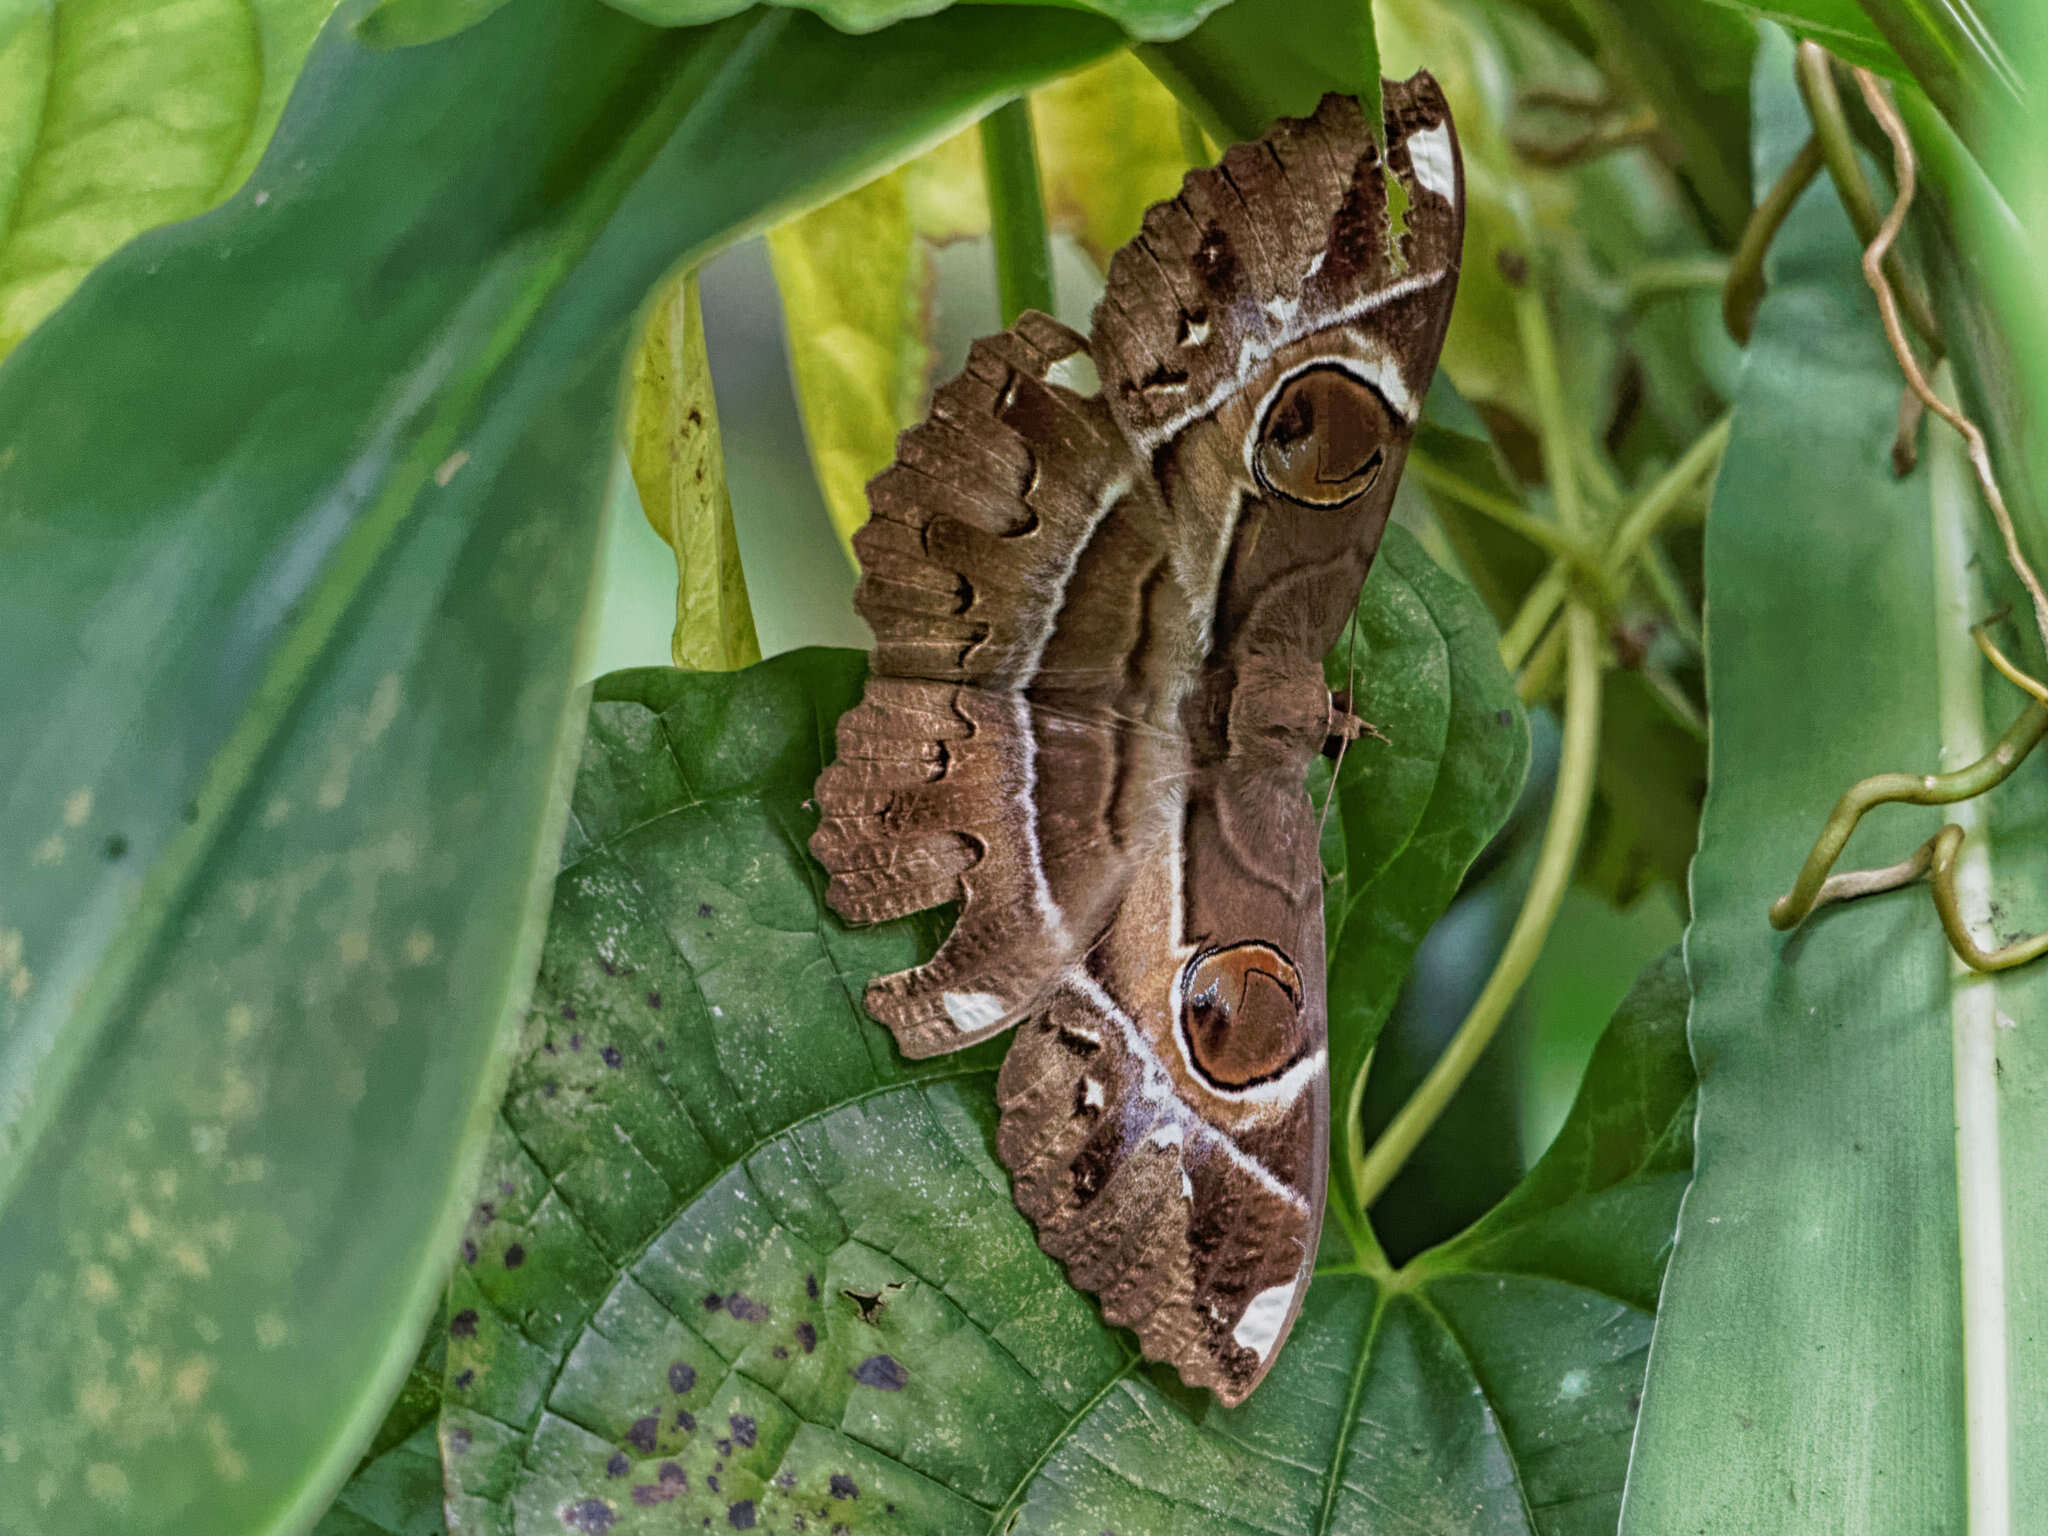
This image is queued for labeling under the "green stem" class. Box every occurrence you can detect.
[1354,601,1603,1210]
[1408,453,1617,600]
[1794,42,1942,350]
[980,99,1055,326]
[1607,412,1733,569]
[1497,413,1729,674]
[1354,278,1603,1214]
[1638,535,1704,653]
[1724,135,1824,344]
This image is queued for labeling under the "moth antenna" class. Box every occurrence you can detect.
[1317,607,1365,847]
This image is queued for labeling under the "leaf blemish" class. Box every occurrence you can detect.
[851,1355,907,1391]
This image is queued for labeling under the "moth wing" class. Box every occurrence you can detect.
[811,314,1195,1058]
[996,768,1328,1408]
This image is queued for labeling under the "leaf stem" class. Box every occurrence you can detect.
[1354,279,1602,1213]
[1409,453,1617,601]
[1498,415,1727,685]
[1724,134,1824,343]
[980,99,1055,326]
[1355,601,1603,1210]
[1793,42,1941,351]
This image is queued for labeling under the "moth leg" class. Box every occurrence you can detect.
[1770,626,2048,970]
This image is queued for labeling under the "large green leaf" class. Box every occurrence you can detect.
[0,2,1124,1530]
[1699,0,1906,75]
[1857,0,2026,164]
[401,645,1682,1535]
[1621,35,2047,1528]
[362,0,1231,49]
[0,0,336,356]
[1138,0,1382,148]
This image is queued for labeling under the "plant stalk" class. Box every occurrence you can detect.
[980,99,1055,326]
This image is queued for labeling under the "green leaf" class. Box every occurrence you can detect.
[362,0,1232,45]
[312,1321,451,1536]
[408,651,1680,1535]
[0,3,1122,1530]
[0,0,336,357]
[1320,527,1531,1224]
[1139,0,1382,149]
[355,0,514,47]
[624,273,762,671]
[1621,34,2046,1525]
[765,160,943,555]
[1698,0,1907,75]
[1857,0,2027,164]
[1557,0,1758,245]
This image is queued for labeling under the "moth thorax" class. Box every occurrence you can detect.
[1252,364,1394,508]
[1180,943,1307,1088]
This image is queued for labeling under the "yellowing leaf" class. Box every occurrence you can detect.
[768,52,1197,560]
[0,0,337,357]
[766,168,933,555]
[1377,0,1550,428]
[626,273,761,671]
[1034,51,1190,265]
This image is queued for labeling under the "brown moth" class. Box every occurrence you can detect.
[810,78,1463,1405]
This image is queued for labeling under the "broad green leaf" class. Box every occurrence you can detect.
[1139,0,1382,148]
[625,273,762,671]
[1699,0,1906,74]
[1321,527,1531,1222]
[356,0,514,47]
[361,0,1232,45]
[603,0,1229,40]
[0,0,336,357]
[1857,0,2026,164]
[409,649,1678,1535]
[312,1322,450,1536]
[1621,35,2048,1527]
[0,3,1124,1530]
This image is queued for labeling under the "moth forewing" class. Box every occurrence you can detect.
[811,78,1462,1405]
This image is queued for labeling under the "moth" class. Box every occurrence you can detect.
[811,78,1463,1404]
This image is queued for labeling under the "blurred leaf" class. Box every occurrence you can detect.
[1140,0,1382,147]
[1565,0,1757,244]
[1378,0,1548,429]
[1409,405,1553,628]
[1622,36,2048,1524]
[0,0,336,356]
[581,0,1229,38]
[0,2,1123,1530]
[1700,0,1907,74]
[766,164,937,553]
[312,1323,450,1536]
[1578,667,1707,904]
[626,273,762,670]
[1322,528,1530,1222]
[409,651,1676,1535]
[1034,49,1191,264]
[1858,0,2026,163]
[357,0,513,46]
[769,49,1190,557]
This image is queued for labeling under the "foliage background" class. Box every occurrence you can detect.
[2,0,2045,1531]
